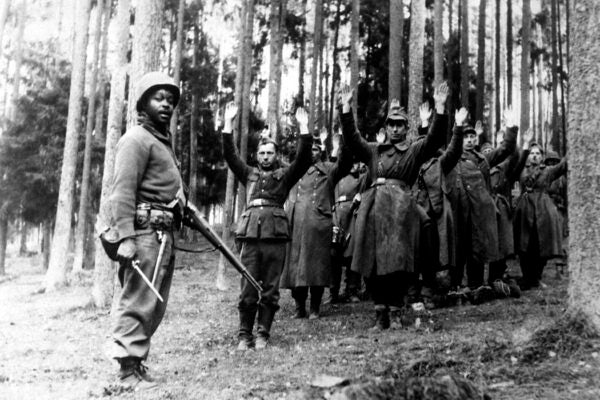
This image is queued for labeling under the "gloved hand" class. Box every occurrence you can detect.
[117,238,136,262]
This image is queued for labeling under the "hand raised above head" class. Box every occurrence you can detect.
[419,102,432,123]
[295,107,309,135]
[340,84,353,107]
[454,107,469,127]
[475,120,484,136]
[376,128,386,144]
[224,101,238,121]
[433,81,449,106]
[504,106,518,128]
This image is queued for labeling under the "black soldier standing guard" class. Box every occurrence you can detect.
[105,71,184,390]
[221,102,313,350]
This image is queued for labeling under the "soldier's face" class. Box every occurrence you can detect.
[529,147,543,165]
[144,88,175,126]
[311,146,321,163]
[463,133,478,151]
[257,143,277,169]
[482,147,493,156]
[386,120,407,143]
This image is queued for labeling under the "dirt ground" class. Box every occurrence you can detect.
[1,239,599,400]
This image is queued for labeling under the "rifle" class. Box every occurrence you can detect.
[183,202,263,293]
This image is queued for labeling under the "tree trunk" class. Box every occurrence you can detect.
[18,219,27,256]
[567,0,600,332]
[308,0,323,134]
[350,0,360,120]
[73,0,105,274]
[42,220,51,270]
[217,0,248,291]
[0,0,11,60]
[189,22,199,224]
[94,0,110,143]
[298,0,307,105]
[506,0,513,106]
[92,0,130,309]
[236,0,255,220]
[408,0,425,132]
[476,0,487,122]
[127,0,164,128]
[520,0,531,136]
[389,0,403,102]
[495,0,501,133]
[169,0,185,145]
[0,216,7,275]
[556,0,567,155]
[433,0,443,87]
[45,0,91,292]
[268,0,286,142]
[7,0,25,121]
[550,0,559,152]
[460,0,469,108]
[328,0,342,134]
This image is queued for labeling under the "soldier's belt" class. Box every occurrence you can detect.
[135,204,176,231]
[247,198,282,208]
[371,178,408,189]
[335,195,352,204]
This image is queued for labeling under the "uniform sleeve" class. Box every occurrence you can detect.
[487,125,517,167]
[222,133,250,185]
[340,112,373,164]
[283,135,313,189]
[547,158,568,183]
[109,132,149,240]
[413,113,448,165]
[439,125,464,174]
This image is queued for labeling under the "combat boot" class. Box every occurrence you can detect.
[294,300,307,318]
[118,357,158,391]
[237,309,256,351]
[389,306,403,329]
[369,305,390,331]
[309,292,323,320]
[256,305,276,350]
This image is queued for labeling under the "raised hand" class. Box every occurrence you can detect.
[504,106,518,128]
[522,128,535,150]
[340,84,353,113]
[222,101,238,134]
[455,107,469,127]
[332,133,340,155]
[376,128,386,144]
[295,107,309,135]
[319,128,328,145]
[475,120,484,136]
[433,81,449,113]
[419,102,432,127]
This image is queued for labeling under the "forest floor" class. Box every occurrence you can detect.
[1,237,600,400]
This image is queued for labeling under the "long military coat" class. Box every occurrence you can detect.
[340,111,447,277]
[280,156,351,288]
[333,164,368,258]
[416,125,464,268]
[489,149,529,259]
[513,159,567,258]
[446,126,517,264]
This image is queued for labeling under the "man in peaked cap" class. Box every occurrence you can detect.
[106,71,183,390]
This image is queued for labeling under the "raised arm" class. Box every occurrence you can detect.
[487,107,518,167]
[547,157,568,183]
[413,82,449,163]
[221,102,251,185]
[339,84,373,163]
[439,107,467,174]
[506,128,535,183]
[328,135,354,185]
[283,107,314,187]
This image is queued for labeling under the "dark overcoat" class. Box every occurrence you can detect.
[340,111,447,277]
[513,159,567,258]
[280,155,352,288]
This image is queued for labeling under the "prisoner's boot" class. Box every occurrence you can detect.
[309,294,322,320]
[492,279,511,299]
[505,278,521,298]
[256,306,276,350]
[389,306,403,329]
[118,357,158,391]
[294,299,307,319]
[468,285,494,305]
[237,310,256,351]
[327,288,341,304]
[370,305,390,331]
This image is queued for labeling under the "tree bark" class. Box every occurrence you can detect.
[328,0,343,134]
[126,0,164,128]
[506,0,513,106]
[495,0,501,133]
[7,0,25,121]
[389,0,403,102]
[556,0,567,155]
[18,219,27,256]
[550,0,559,152]
[476,0,487,121]
[189,21,199,219]
[308,0,323,134]
[0,0,11,60]
[567,0,600,332]
[408,0,425,132]
[94,0,110,143]
[92,0,130,308]
[45,0,91,291]
[268,0,286,142]
[73,0,105,274]
[520,0,531,136]
[42,220,51,270]
[298,0,307,105]
[169,0,185,145]
[433,0,443,87]
[350,0,360,120]
[460,0,469,107]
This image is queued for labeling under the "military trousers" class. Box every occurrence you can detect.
[111,230,175,360]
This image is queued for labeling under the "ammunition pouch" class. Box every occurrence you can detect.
[135,203,178,231]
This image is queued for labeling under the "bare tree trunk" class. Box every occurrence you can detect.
[169,0,185,144]
[268,0,286,142]
[567,0,600,332]
[350,0,359,120]
[308,0,323,134]
[476,0,487,122]
[73,0,105,274]
[550,0,559,152]
[18,219,27,256]
[328,0,342,134]
[0,216,6,275]
[7,0,25,121]
[218,0,249,291]
[189,22,199,225]
[408,0,425,132]
[298,0,307,105]
[556,0,567,155]
[92,0,130,308]
[94,0,111,143]
[389,0,403,102]
[127,0,164,128]
[42,220,51,270]
[520,0,531,135]
[45,0,91,292]
[433,0,443,87]
[236,0,255,220]
[495,0,501,133]
[460,0,469,108]
[506,0,513,106]
[0,0,11,60]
